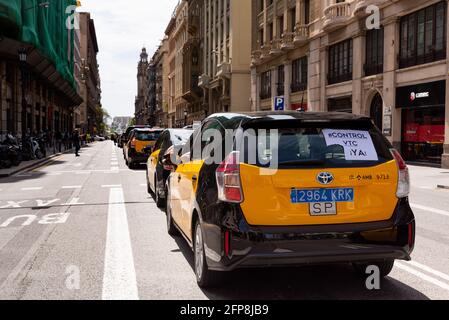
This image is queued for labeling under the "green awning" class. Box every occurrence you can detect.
[1,0,78,88]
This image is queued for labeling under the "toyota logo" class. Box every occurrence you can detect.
[317,172,334,185]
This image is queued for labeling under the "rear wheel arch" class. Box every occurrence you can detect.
[191,209,200,243]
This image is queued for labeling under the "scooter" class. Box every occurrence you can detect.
[2,135,22,166]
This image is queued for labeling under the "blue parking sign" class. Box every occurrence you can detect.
[274,96,285,111]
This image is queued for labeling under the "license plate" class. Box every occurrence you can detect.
[291,188,354,203]
[309,202,337,216]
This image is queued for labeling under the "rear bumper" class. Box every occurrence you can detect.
[129,150,148,163]
[202,198,415,272]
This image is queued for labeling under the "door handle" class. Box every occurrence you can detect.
[192,175,198,182]
[178,175,182,183]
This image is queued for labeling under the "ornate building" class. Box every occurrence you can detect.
[135,47,149,125]
[198,0,253,115]
[252,0,449,168]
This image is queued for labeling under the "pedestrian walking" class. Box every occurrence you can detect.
[63,132,69,150]
[56,131,62,152]
[73,130,81,157]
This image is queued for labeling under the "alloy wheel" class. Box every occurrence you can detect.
[195,223,204,281]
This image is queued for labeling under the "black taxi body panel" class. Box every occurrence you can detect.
[198,198,415,271]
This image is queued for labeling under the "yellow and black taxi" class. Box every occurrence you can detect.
[165,111,415,287]
[124,128,163,168]
[146,128,193,207]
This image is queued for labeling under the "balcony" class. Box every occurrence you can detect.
[260,45,271,60]
[294,24,309,46]
[269,38,282,56]
[198,74,211,88]
[354,0,382,18]
[323,2,352,32]
[281,32,295,50]
[251,50,262,66]
[216,62,231,79]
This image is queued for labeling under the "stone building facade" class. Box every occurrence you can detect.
[252,0,449,168]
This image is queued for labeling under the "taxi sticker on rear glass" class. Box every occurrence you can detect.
[322,129,379,161]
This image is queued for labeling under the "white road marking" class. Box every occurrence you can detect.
[102,187,139,300]
[111,167,119,171]
[410,203,449,217]
[405,261,449,282]
[62,186,82,189]
[21,187,43,191]
[102,185,122,188]
[418,186,434,190]
[396,262,449,291]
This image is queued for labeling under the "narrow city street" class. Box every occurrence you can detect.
[0,140,447,300]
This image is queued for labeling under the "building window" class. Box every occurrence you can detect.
[278,15,284,37]
[260,70,272,100]
[304,0,310,25]
[292,56,308,92]
[365,27,384,76]
[399,1,447,68]
[289,7,296,32]
[268,23,273,42]
[277,65,284,96]
[328,97,352,113]
[328,39,353,85]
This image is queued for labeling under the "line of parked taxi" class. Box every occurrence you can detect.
[119,111,416,288]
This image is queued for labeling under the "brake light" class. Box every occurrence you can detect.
[216,151,243,203]
[390,149,410,198]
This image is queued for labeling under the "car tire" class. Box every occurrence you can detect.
[194,220,222,288]
[352,259,395,278]
[166,189,179,236]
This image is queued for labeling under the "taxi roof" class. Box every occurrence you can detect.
[208,111,371,122]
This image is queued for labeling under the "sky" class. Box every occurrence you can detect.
[78,0,180,119]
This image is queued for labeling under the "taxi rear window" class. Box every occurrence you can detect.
[242,121,393,169]
[135,131,162,141]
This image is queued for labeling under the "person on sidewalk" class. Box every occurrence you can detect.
[73,130,81,157]
[55,131,62,152]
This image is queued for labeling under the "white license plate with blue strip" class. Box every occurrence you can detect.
[291,188,355,204]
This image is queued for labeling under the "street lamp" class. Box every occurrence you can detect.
[184,108,188,127]
[18,48,28,140]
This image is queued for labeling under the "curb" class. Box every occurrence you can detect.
[437,185,449,190]
[0,148,75,178]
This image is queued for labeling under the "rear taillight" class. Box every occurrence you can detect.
[216,151,243,203]
[130,138,136,149]
[390,149,410,198]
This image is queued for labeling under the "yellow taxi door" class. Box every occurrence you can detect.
[148,149,161,190]
[177,159,204,241]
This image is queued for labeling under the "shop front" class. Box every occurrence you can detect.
[396,80,446,164]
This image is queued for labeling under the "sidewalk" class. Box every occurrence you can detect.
[408,165,449,189]
[0,145,76,178]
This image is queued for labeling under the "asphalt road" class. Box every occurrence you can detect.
[0,141,448,300]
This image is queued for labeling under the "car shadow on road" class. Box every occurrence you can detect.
[172,236,429,300]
